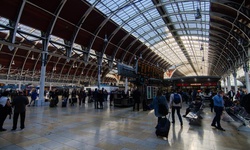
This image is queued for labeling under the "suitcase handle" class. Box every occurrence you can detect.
[163,112,171,119]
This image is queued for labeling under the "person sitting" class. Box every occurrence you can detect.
[183,99,203,118]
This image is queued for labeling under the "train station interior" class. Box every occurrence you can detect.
[0,0,250,149]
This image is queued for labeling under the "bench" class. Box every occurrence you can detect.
[226,106,250,131]
[186,103,204,125]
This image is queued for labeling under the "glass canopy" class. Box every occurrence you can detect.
[87,0,210,77]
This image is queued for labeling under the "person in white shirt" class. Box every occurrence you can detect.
[0,91,11,131]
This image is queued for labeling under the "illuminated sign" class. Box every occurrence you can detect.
[190,83,202,86]
[176,82,217,86]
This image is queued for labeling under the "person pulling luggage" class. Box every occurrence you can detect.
[149,89,170,139]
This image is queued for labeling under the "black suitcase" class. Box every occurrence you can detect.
[50,99,55,107]
[72,97,77,103]
[155,116,171,138]
[62,101,67,107]
[62,99,67,107]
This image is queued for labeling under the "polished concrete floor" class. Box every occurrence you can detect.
[0,99,250,150]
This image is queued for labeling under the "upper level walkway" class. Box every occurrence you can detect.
[0,101,250,150]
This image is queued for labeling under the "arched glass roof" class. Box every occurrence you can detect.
[86,0,210,76]
[0,0,249,84]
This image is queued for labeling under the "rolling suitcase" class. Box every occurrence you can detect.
[155,113,171,138]
[62,98,67,107]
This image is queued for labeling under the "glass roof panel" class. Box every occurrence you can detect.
[15,24,39,41]
[0,17,10,34]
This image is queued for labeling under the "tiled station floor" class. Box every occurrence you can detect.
[0,100,250,150]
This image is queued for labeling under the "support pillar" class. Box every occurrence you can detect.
[49,83,52,91]
[223,79,227,93]
[37,51,47,106]
[18,81,22,91]
[37,33,49,106]
[233,71,238,92]
[243,62,250,93]
[125,77,128,94]
[227,75,231,92]
[98,65,101,90]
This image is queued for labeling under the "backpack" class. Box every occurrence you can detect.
[158,97,168,116]
[173,93,181,104]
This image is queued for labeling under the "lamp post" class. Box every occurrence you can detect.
[97,64,101,90]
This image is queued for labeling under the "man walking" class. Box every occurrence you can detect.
[211,90,225,131]
[11,91,29,131]
[169,89,183,126]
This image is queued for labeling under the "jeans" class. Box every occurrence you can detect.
[172,106,183,125]
[212,106,223,128]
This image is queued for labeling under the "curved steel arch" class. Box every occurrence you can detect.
[210,32,246,71]
[208,46,232,71]
[210,27,241,58]
[68,0,100,62]
[212,1,250,22]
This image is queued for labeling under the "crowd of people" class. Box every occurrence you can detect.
[144,87,250,134]
[1,86,250,135]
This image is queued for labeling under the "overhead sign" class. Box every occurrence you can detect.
[136,60,163,79]
[117,63,136,78]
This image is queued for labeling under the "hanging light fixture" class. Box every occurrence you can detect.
[31,53,35,60]
[238,39,242,45]
[195,8,201,19]
[12,60,15,65]
[104,34,108,43]
[195,0,202,19]
[53,66,56,71]
[200,44,204,50]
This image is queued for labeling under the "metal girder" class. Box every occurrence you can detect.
[8,0,26,51]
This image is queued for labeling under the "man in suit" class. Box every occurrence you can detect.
[227,89,235,101]
[11,91,29,131]
[133,88,141,111]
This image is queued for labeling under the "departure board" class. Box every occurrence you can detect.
[137,60,163,79]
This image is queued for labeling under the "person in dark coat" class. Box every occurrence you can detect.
[241,93,250,114]
[93,88,98,109]
[98,90,104,109]
[11,91,29,131]
[133,88,141,111]
[110,90,115,106]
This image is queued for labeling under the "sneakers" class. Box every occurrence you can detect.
[216,127,225,131]
[211,124,217,128]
